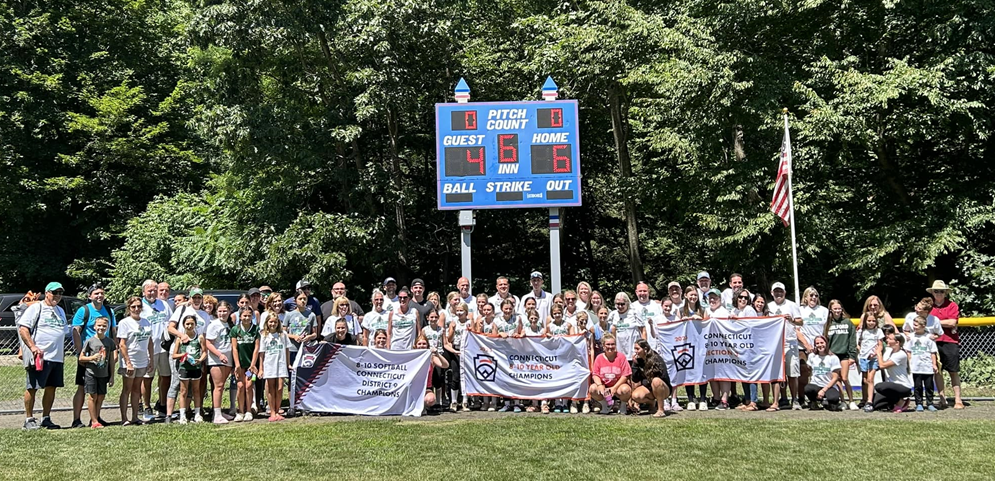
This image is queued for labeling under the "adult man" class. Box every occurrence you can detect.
[157,281,174,310]
[140,279,171,420]
[488,276,520,313]
[696,272,712,307]
[283,280,323,324]
[456,276,473,306]
[383,277,399,310]
[70,283,117,428]
[321,282,364,325]
[18,282,69,429]
[769,282,803,410]
[928,280,964,409]
[666,281,684,316]
[163,287,211,421]
[409,279,435,328]
[720,273,744,310]
[633,282,663,338]
[519,271,553,320]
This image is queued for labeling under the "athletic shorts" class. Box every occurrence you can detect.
[75,360,86,386]
[154,352,172,376]
[785,342,800,377]
[119,366,149,378]
[179,368,202,381]
[84,373,109,395]
[859,358,879,372]
[25,361,65,390]
[836,352,851,362]
[936,342,960,373]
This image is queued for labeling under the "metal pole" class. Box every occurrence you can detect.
[455,78,473,293]
[543,76,562,293]
[784,110,801,304]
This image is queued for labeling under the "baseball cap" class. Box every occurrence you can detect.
[189,287,204,297]
[296,280,311,290]
[247,288,261,296]
[45,282,64,293]
[667,281,681,290]
[707,288,721,297]
[697,271,710,280]
[411,278,425,287]
[530,271,544,279]
[383,277,396,286]
[770,282,786,292]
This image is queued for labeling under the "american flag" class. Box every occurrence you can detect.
[771,115,792,226]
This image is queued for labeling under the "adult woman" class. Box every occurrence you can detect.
[803,336,843,410]
[587,291,606,320]
[860,295,895,329]
[798,287,828,390]
[824,299,858,410]
[361,290,389,346]
[630,339,672,417]
[562,290,582,326]
[415,334,449,414]
[328,319,357,345]
[444,302,472,412]
[928,281,963,409]
[322,297,359,341]
[871,332,913,412]
[753,294,769,316]
[439,291,461,327]
[729,290,760,411]
[205,300,234,424]
[117,296,153,425]
[589,335,632,414]
[679,286,708,410]
[426,291,442,311]
[609,292,645,360]
[576,282,593,311]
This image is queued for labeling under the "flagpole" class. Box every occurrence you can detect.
[783,108,801,304]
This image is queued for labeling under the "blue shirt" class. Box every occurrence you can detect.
[72,302,117,343]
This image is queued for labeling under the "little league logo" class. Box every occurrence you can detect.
[474,353,497,382]
[671,343,695,372]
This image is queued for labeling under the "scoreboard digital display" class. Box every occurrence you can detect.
[435,100,582,210]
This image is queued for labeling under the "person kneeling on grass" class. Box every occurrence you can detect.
[803,336,843,411]
[172,315,207,424]
[415,334,449,413]
[589,335,632,414]
[79,317,117,428]
[629,339,672,418]
[871,332,913,412]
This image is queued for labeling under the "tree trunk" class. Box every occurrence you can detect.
[386,107,409,268]
[609,85,644,284]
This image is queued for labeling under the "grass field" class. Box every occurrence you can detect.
[1,415,993,480]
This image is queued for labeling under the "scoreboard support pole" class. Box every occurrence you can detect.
[544,77,562,294]
[455,78,474,292]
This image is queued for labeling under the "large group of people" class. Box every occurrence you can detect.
[15,271,965,429]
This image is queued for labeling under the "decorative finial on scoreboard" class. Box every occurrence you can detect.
[542,76,558,101]
[455,78,471,103]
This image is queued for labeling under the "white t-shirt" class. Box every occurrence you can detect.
[362,309,389,337]
[798,305,829,346]
[142,298,172,355]
[705,306,731,319]
[546,320,571,336]
[168,306,209,338]
[324,314,361,338]
[390,307,419,350]
[205,318,233,366]
[116,316,153,369]
[905,333,938,375]
[882,348,913,388]
[769,299,802,342]
[731,306,758,318]
[496,314,519,335]
[521,322,544,337]
[721,288,736,310]
[633,300,663,326]
[609,309,644,359]
[519,290,553,320]
[260,332,290,379]
[423,323,443,351]
[450,319,470,350]
[18,302,69,364]
[668,299,685,316]
[808,353,841,387]
[902,313,943,337]
[858,328,884,359]
[488,293,520,313]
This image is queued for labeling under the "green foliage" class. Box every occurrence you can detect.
[960,350,995,390]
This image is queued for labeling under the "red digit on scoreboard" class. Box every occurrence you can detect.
[498,134,518,163]
[467,147,484,174]
[552,144,571,173]
[464,111,477,130]
[550,108,563,128]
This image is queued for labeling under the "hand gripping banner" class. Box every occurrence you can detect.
[461,332,590,400]
[655,317,786,386]
[291,342,432,416]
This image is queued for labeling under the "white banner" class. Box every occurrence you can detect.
[291,342,431,416]
[655,317,785,386]
[461,332,590,400]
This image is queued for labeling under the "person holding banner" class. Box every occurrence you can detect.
[415,334,449,414]
[609,292,646,361]
[372,329,389,348]
[329,319,358,345]
[474,302,499,336]
[803,336,843,411]
[730,290,758,318]
[630,339,672,417]
[542,305,575,413]
[704,290,732,409]
[444,302,471,412]
[666,281,684,316]
[679,286,709,411]
[590,335,632,414]
[495,299,520,338]
[769,282,803,410]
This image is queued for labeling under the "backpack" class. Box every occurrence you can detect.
[161,305,189,351]
[76,303,117,350]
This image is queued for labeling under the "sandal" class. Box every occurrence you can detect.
[765,405,780,412]
[744,404,758,411]
[652,410,666,418]
[526,406,536,413]
[541,403,550,414]
[954,403,965,410]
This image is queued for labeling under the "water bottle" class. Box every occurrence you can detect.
[606,390,614,407]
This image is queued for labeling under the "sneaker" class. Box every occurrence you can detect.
[91,422,104,429]
[716,402,728,411]
[213,416,229,424]
[542,403,550,414]
[513,405,522,413]
[243,412,253,422]
[23,417,39,430]
[487,407,496,412]
[792,401,802,411]
[40,417,61,430]
[698,401,708,411]
[671,402,683,412]
[234,413,244,422]
[177,415,188,425]
[461,403,470,412]
[498,404,511,413]
[193,413,204,423]
[809,401,819,411]
[663,399,672,412]
[892,404,905,413]
[686,401,696,411]
[570,404,578,414]
[864,405,874,413]
[552,406,561,413]
[164,416,172,424]
[70,419,85,429]
[915,404,924,413]
[450,403,458,413]
[143,407,155,422]
[582,402,590,414]
[848,402,859,411]
[927,405,938,412]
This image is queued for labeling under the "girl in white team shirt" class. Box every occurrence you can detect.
[259,315,290,422]
[515,308,544,412]
[609,292,645,361]
[439,292,461,328]
[703,290,732,409]
[205,301,235,424]
[857,313,885,411]
[117,296,153,425]
[362,290,389,346]
[543,305,575,414]
[495,299,520,338]
[422,310,446,411]
[444,302,472,412]
[474,302,500,336]
[679,287,709,411]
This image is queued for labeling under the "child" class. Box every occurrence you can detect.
[858,313,885,412]
[79,317,117,428]
[576,311,595,414]
[117,297,153,425]
[543,305,574,413]
[230,307,259,422]
[823,299,858,410]
[906,316,940,412]
[172,315,207,424]
[517,309,544,337]
[259,314,290,422]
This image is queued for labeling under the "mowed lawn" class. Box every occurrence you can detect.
[1,416,992,480]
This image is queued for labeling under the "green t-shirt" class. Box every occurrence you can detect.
[177,338,202,371]
[229,323,260,368]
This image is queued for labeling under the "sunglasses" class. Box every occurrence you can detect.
[398,296,409,300]
[738,296,750,300]
[565,297,576,301]
[129,305,142,309]
[615,302,625,306]
[52,290,65,295]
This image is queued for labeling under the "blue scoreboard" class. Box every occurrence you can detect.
[435,100,582,210]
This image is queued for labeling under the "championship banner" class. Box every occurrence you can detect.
[291,342,431,416]
[656,317,785,386]
[461,332,590,400]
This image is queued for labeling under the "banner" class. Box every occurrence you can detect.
[291,342,431,416]
[461,332,590,400]
[655,317,785,386]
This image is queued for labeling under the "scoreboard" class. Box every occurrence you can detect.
[435,100,582,210]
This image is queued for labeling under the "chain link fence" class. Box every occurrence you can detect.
[1,324,993,414]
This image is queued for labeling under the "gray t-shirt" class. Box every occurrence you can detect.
[82,336,116,378]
